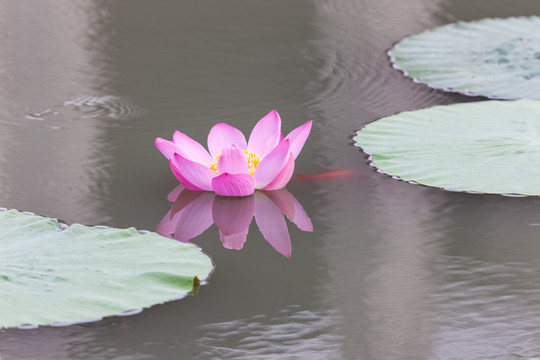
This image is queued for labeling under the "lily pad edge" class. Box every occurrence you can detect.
[353,104,534,199]
[0,207,215,330]
[387,15,540,100]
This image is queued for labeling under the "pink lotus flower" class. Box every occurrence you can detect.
[155,110,312,196]
[156,185,313,257]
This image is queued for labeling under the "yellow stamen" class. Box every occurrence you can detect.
[209,149,261,176]
[242,149,261,176]
[209,154,221,174]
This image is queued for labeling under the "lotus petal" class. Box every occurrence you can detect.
[264,189,313,232]
[284,120,312,159]
[253,139,291,189]
[263,189,296,221]
[172,131,212,165]
[212,173,255,197]
[254,192,292,257]
[207,123,247,158]
[171,153,215,191]
[212,195,255,235]
[262,153,295,191]
[155,138,180,161]
[167,184,186,202]
[217,144,249,175]
[248,110,282,158]
[161,192,214,243]
[219,229,249,250]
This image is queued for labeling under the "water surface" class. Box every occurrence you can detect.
[2,0,540,359]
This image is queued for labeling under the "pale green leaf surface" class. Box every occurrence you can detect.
[354,99,540,195]
[389,16,540,99]
[0,209,213,328]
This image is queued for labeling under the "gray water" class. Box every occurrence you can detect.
[2,1,540,359]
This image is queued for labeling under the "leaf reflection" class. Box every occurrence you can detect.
[157,185,313,257]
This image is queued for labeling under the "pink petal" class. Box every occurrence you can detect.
[247,110,282,158]
[291,195,313,232]
[284,120,312,159]
[212,195,254,235]
[207,123,247,158]
[170,195,214,243]
[167,184,186,202]
[170,161,203,191]
[171,189,205,216]
[219,229,248,250]
[261,189,313,232]
[253,139,290,189]
[254,192,292,257]
[171,153,215,191]
[156,192,214,243]
[217,144,249,175]
[262,152,294,190]
[211,173,255,197]
[262,189,295,219]
[155,210,177,239]
[172,131,212,165]
[155,138,181,161]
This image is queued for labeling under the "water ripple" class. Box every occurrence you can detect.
[63,95,141,120]
[25,95,141,124]
[303,0,455,126]
[194,306,343,359]
[432,257,540,360]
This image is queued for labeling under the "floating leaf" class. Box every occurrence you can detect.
[0,209,213,328]
[389,16,540,99]
[354,99,540,196]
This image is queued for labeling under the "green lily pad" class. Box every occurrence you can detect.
[354,99,540,196]
[0,209,213,328]
[389,16,540,99]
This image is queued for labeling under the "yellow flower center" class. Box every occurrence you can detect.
[209,149,261,176]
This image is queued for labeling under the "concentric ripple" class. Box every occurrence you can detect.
[25,95,141,123]
[63,95,141,119]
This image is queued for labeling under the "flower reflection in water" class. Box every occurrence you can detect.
[157,185,313,257]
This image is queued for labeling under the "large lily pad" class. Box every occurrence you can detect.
[354,99,540,196]
[389,16,540,99]
[0,209,213,328]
